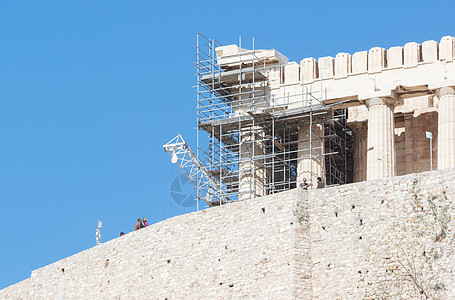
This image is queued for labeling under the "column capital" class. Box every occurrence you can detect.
[359,89,402,108]
[429,81,455,96]
[404,112,414,120]
[435,86,455,98]
[364,96,398,109]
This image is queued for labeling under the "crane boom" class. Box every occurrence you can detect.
[163,134,229,207]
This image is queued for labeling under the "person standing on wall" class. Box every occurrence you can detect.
[316,177,325,189]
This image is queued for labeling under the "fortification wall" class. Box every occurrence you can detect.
[0,189,311,299]
[2,169,455,299]
[308,169,455,299]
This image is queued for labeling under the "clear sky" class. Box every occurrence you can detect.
[1,0,454,289]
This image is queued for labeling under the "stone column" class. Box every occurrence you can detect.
[436,86,455,169]
[297,124,324,186]
[238,128,266,200]
[365,97,397,180]
[361,125,368,181]
[404,113,415,174]
[351,122,367,182]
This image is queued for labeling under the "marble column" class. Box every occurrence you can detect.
[437,86,455,169]
[365,97,397,180]
[238,128,266,200]
[351,122,368,182]
[297,124,324,186]
[404,113,415,174]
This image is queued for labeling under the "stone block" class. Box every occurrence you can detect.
[268,66,281,87]
[422,40,438,62]
[352,51,368,73]
[404,42,421,68]
[300,57,318,83]
[368,47,386,73]
[387,46,403,68]
[335,53,352,78]
[440,35,455,61]
[284,62,300,85]
[318,56,334,79]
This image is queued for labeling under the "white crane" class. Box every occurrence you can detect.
[163,134,230,207]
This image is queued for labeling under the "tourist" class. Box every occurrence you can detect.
[143,216,149,227]
[120,232,125,236]
[299,178,311,190]
[316,177,325,189]
[134,218,142,231]
[140,218,146,229]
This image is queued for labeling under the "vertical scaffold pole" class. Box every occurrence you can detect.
[196,33,200,211]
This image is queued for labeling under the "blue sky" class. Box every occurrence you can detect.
[0,0,454,289]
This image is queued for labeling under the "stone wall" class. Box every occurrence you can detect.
[308,168,455,299]
[2,169,455,299]
[0,189,311,299]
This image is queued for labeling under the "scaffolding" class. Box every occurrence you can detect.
[195,33,353,206]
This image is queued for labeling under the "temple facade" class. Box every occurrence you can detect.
[210,36,455,197]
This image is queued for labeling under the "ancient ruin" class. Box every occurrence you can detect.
[2,35,455,299]
[193,35,455,205]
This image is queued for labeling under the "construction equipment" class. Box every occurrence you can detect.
[163,134,230,207]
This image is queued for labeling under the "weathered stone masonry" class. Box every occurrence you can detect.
[1,189,311,299]
[308,169,455,299]
[2,168,455,299]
